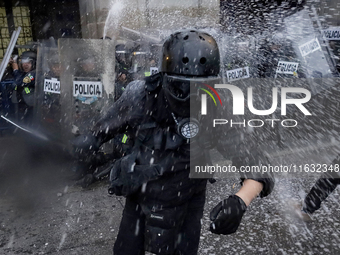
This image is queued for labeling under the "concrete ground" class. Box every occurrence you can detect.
[1,131,340,255]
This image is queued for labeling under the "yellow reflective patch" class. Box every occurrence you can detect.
[122,134,128,143]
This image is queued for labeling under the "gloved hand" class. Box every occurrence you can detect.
[71,134,100,159]
[209,195,247,235]
[108,153,161,196]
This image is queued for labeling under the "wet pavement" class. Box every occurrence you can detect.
[0,132,340,254]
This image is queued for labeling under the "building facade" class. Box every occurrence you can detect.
[0,0,339,61]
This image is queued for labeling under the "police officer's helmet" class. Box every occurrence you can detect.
[161,29,220,77]
[20,50,37,70]
[160,29,221,117]
[115,44,132,69]
[48,54,61,76]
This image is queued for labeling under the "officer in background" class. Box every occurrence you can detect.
[328,39,340,73]
[47,54,62,78]
[113,43,134,164]
[144,54,159,77]
[257,32,304,79]
[9,50,36,124]
[73,29,274,255]
[41,53,61,127]
[73,45,134,187]
[115,43,133,101]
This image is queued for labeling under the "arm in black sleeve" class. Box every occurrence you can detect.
[71,80,146,156]
[92,80,146,146]
[12,69,23,87]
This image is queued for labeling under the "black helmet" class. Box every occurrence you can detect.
[161,29,220,76]
[115,44,132,69]
[48,54,61,76]
[161,30,221,117]
[20,50,37,70]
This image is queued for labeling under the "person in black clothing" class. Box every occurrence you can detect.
[73,29,274,255]
[9,51,36,124]
[328,40,340,73]
[257,32,305,79]
[303,173,340,215]
[301,156,340,217]
[114,43,133,101]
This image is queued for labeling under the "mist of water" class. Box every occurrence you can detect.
[103,0,126,39]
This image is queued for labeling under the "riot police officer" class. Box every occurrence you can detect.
[115,43,133,101]
[257,32,304,79]
[9,50,36,124]
[74,29,274,254]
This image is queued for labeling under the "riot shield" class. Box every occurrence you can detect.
[55,39,116,150]
[131,43,161,80]
[35,40,62,137]
[220,34,258,84]
[204,7,340,180]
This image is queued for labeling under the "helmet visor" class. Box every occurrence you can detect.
[163,75,221,101]
[21,57,33,63]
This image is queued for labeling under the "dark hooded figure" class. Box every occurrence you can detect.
[73,29,274,255]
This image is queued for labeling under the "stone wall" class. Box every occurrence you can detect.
[78,0,219,39]
[78,0,340,39]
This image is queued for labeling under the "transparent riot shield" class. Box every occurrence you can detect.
[130,42,161,80]
[220,34,258,84]
[57,38,116,150]
[283,8,339,94]
[210,6,340,179]
[271,7,340,169]
[118,27,163,79]
[35,40,62,137]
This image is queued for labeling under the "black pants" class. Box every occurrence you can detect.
[113,173,207,255]
[304,172,340,214]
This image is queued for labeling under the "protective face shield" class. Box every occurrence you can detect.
[19,51,37,71]
[115,44,132,69]
[80,57,96,73]
[161,30,221,118]
[48,54,61,77]
[163,74,221,116]
[131,50,147,73]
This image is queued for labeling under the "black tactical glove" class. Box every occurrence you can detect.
[108,153,161,197]
[71,134,100,159]
[209,195,247,235]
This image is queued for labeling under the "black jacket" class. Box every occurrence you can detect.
[93,73,274,197]
[12,69,36,106]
